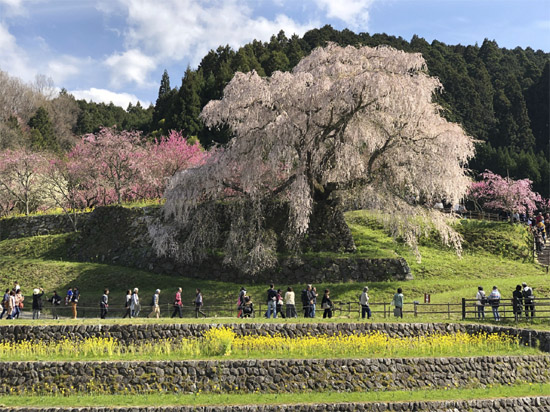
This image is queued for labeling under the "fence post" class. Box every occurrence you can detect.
[447,303,451,319]
[461,298,466,320]
[414,301,418,317]
[383,302,386,318]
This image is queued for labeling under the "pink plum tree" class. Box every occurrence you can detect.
[468,170,542,216]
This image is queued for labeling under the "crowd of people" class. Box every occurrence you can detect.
[0,279,540,323]
[475,282,536,322]
[531,212,549,253]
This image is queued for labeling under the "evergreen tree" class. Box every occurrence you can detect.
[28,107,59,151]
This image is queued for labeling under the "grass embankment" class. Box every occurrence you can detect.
[0,383,548,408]
[0,210,547,321]
[0,330,537,361]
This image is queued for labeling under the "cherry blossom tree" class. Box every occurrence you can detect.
[154,43,475,274]
[468,170,542,216]
[0,149,48,215]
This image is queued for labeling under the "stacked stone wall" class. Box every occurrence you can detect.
[0,397,549,411]
[0,355,547,395]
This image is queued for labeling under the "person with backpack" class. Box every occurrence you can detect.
[171,287,183,318]
[194,288,206,318]
[475,286,486,319]
[148,289,161,319]
[512,285,523,322]
[266,284,277,319]
[48,291,61,319]
[488,286,501,322]
[0,289,10,319]
[522,282,535,319]
[100,289,109,319]
[360,286,371,319]
[71,287,80,319]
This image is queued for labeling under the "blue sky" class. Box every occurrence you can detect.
[1,0,548,108]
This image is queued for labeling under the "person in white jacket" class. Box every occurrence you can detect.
[475,286,486,319]
[360,286,371,319]
[130,288,140,318]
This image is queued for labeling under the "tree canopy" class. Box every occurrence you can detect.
[155,44,475,274]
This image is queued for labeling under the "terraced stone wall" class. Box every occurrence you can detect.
[2,398,549,412]
[0,214,88,239]
[0,322,549,353]
[0,355,548,395]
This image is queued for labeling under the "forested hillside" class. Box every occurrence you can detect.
[0,25,548,195]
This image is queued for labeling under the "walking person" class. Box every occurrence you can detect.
[48,291,61,319]
[130,288,140,318]
[100,289,109,319]
[65,287,73,306]
[276,289,285,319]
[6,290,16,319]
[122,289,132,318]
[522,282,535,319]
[32,288,44,320]
[475,286,486,319]
[488,286,501,322]
[14,289,24,319]
[171,287,183,318]
[266,284,277,319]
[512,285,523,322]
[360,286,371,319]
[284,287,297,318]
[0,289,10,319]
[147,289,161,319]
[194,288,206,318]
[237,287,246,318]
[301,286,310,318]
[321,289,333,319]
[391,288,404,318]
[308,285,318,318]
[71,287,80,319]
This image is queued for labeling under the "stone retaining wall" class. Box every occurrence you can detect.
[0,214,88,240]
[0,355,548,395]
[0,322,548,353]
[1,397,549,411]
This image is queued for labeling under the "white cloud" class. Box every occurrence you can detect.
[313,0,373,29]
[70,87,148,108]
[0,0,25,16]
[104,48,157,88]
[0,22,35,81]
[109,0,316,67]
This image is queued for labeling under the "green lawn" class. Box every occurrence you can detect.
[0,383,548,407]
[0,210,547,322]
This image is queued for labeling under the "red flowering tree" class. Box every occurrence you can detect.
[468,170,542,216]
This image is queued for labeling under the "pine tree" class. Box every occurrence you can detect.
[28,107,59,151]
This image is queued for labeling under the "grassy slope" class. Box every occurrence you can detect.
[0,210,547,316]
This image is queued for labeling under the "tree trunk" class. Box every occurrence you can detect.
[305,199,356,253]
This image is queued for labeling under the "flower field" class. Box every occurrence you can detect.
[0,328,539,361]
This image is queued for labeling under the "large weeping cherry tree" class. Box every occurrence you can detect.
[153,43,475,274]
